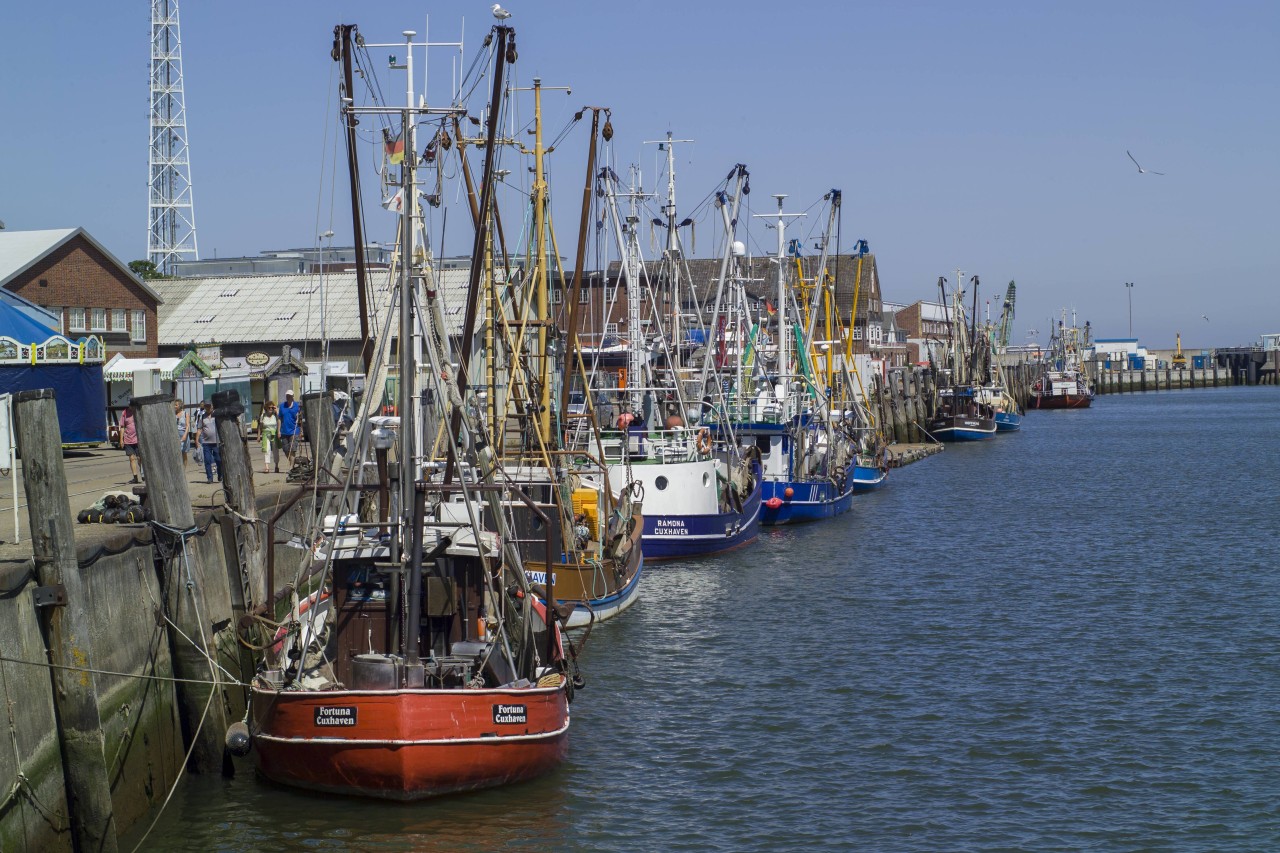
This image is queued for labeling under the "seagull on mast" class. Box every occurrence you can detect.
[491,3,512,19]
[1127,150,1165,175]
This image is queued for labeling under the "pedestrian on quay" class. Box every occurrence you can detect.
[259,400,279,473]
[120,404,143,484]
[174,398,192,468]
[196,401,222,484]
[278,389,301,470]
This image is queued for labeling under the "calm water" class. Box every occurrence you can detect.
[128,386,1280,851]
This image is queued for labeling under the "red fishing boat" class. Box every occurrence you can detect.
[239,21,575,799]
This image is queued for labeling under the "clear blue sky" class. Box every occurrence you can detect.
[3,1,1277,348]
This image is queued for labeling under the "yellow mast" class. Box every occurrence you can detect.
[531,78,551,440]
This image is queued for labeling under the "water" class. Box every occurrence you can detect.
[127,386,1280,851]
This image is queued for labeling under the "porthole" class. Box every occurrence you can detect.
[655,476,669,490]
[702,472,711,487]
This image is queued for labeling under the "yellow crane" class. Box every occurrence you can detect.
[1172,332,1188,369]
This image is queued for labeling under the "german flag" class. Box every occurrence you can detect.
[383,130,405,165]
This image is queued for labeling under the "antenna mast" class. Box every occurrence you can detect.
[147,0,199,274]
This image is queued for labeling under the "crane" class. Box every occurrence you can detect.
[995,280,1016,351]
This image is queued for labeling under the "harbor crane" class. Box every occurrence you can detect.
[995,280,1016,351]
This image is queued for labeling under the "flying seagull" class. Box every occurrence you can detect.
[1127,150,1164,175]
[1202,315,1210,322]
[491,4,512,19]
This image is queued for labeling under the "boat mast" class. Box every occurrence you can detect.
[647,132,692,374]
[755,195,804,419]
[530,78,553,442]
[624,167,645,414]
[398,29,419,538]
[335,25,374,373]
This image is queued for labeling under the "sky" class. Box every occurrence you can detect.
[3,1,1278,349]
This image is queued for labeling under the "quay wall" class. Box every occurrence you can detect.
[0,489,315,850]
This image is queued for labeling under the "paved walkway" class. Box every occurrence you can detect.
[0,445,302,563]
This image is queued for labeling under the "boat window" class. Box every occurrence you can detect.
[655,476,668,490]
[755,436,770,455]
[702,472,710,487]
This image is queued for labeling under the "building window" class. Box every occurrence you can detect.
[579,287,590,304]
[131,310,146,343]
[550,288,562,305]
[112,309,127,330]
[91,308,107,331]
[852,327,863,341]
[69,308,86,332]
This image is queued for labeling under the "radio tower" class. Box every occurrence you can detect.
[148,0,198,274]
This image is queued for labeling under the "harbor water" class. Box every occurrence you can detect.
[127,386,1280,851]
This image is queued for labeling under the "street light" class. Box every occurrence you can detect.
[1125,282,1134,338]
[319,231,335,376]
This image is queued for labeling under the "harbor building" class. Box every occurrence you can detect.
[0,228,162,358]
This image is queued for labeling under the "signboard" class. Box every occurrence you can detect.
[246,351,270,368]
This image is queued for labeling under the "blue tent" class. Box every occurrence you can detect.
[0,301,107,446]
[0,299,60,343]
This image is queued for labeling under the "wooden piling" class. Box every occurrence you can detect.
[12,389,120,853]
[301,391,337,483]
[212,389,266,642]
[132,394,230,776]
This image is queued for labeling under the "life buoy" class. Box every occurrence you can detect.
[696,428,712,455]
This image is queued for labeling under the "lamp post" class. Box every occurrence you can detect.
[319,230,334,380]
[1125,282,1134,338]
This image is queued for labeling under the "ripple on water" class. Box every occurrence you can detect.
[123,389,1280,851]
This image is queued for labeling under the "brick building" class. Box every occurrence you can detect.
[891,299,953,366]
[0,228,162,358]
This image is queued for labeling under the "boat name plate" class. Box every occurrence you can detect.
[492,704,527,725]
[314,706,358,727]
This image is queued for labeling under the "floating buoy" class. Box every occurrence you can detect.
[764,497,783,509]
[783,487,794,499]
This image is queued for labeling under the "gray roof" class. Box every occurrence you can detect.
[0,228,163,303]
[156,267,474,346]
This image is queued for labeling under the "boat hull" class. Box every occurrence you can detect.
[640,476,762,560]
[994,411,1023,431]
[760,478,855,525]
[852,464,888,491]
[1030,393,1092,409]
[927,417,997,441]
[250,684,570,800]
[526,509,644,629]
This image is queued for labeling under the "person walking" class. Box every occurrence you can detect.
[278,389,301,469]
[174,399,192,468]
[196,401,222,484]
[120,404,142,484]
[259,400,279,473]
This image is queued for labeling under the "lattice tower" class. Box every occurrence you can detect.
[147,0,198,274]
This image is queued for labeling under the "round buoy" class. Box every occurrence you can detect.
[764,497,783,509]
[225,721,252,757]
[77,509,91,524]
[783,487,794,499]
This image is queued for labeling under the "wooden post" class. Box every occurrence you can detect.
[12,390,120,853]
[302,391,337,483]
[132,394,230,775]
[213,389,266,613]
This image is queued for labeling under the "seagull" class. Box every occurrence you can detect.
[1127,150,1164,175]
[1202,315,1210,322]
[491,3,512,19]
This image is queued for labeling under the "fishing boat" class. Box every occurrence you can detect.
[725,193,857,524]
[925,272,999,441]
[244,22,573,799]
[582,148,762,557]
[927,384,997,441]
[1030,311,1094,409]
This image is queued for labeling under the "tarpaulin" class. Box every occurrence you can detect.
[0,364,107,444]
